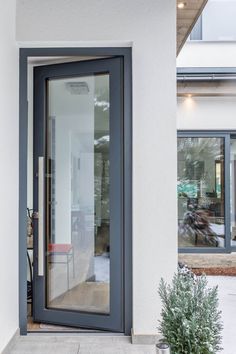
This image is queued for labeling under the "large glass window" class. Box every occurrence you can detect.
[178,137,225,248]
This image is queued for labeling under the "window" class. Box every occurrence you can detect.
[190,16,202,41]
[178,136,225,249]
[177,132,236,252]
[190,0,236,42]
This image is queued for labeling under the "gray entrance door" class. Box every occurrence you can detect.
[33,57,124,332]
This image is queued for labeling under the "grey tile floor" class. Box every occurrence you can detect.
[7,336,156,354]
[7,276,236,354]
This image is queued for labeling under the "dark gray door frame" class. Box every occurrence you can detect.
[19,47,132,335]
[34,57,124,332]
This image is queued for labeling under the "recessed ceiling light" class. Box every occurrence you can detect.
[177,2,186,9]
[65,81,89,95]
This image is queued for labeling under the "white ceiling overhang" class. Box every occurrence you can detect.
[177,0,208,55]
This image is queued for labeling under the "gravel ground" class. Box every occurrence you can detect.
[193,267,236,276]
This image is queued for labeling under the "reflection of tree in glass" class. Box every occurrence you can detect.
[94,135,110,255]
[94,136,110,223]
[178,137,224,199]
[178,137,223,160]
[180,209,219,247]
[178,137,224,247]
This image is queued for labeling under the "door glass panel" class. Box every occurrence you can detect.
[178,137,225,248]
[46,74,110,314]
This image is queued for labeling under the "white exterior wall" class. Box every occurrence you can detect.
[177,42,236,130]
[0,1,19,352]
[16,0,177,335]
[0,0,177,343]
[177,96,236,130]
[177,42,236,68]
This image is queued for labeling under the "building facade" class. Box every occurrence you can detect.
[177,0,236,254]
[0,0,177,352]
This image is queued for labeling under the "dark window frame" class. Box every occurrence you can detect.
[178,131,232,254]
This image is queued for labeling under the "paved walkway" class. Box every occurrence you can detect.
[6,276,236,354]
[6,336,156,354]
[207,276,236,354]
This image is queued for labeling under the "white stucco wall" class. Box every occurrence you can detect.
[15,0,177,337]
[177,41,236,130]
[0,1,19,352]
[177,41,236,68]
[177,95,236,130]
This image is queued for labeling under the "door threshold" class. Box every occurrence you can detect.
[27,317,124,335]
[27,331,125,336]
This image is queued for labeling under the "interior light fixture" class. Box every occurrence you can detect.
[177,2,186,9]
[66,81,89,95]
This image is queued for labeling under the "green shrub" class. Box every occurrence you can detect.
[158,269,223,354]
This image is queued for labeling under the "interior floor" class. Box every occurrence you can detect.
[27,231,110,329]
[49,281,109,313]
[27,316,79,332]
[27,315,101,332]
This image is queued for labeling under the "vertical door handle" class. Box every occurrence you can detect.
[38,156,44,276]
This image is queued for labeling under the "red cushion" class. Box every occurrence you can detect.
[48,243,72,254]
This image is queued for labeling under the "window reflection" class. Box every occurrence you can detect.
[46,74,110,314]
[178,137,225,248]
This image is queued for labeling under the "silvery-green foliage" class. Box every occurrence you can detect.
[158,268,223,354]
[178,262,196,278]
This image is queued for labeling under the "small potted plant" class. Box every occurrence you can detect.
[158,266,223,354]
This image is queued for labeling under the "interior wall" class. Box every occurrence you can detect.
[48,76,95,245]
[16,0,177,335]
[0,1,19,352]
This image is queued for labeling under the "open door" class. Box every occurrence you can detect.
[33,57,124,332]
